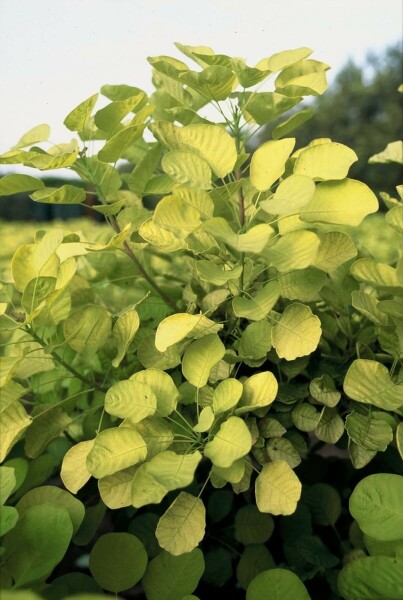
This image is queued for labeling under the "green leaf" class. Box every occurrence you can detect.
[350,258,400,289]
[212,378,243,415]
[128,143,162,196]
[26,149,79,170]
[105,380,157,423]
[87,427,147,478]
[278,269,326,302]
[0,466,17,504]
[130,369,178,417]
[301,179,378,225]
[237,545,275,591]
[98,467,137,509]
[304,483,341,526]
[212,458,245,484]
[255,460,302,515]
[292,403,321,432]
[64,93,98,132]
[266,438,301,468]
[309,374,341,407]
[89,533,147,593]
[16,486,85,535]
[315,407,344,443]
[94,92,146,130]
[0,505,19,536]
[204,416,252,468]
[98,125,144,163]
[397,422,403,460]
[196,261,242,286]
[142,549,205,600]
[182,334,225,388]
[179,66,236,101]
[386,205,403,233]
[260,174,315,215]
[275,59,329,96]
[294,142,358,180]
[266,230,320,272]
[350,474,403,541]
[0,402,32,462]
[232,281,279,321]
[236,371,278,414]
[272,109,314,139]
[61,440,94,494]
[246,568,310,600]
[0,174,45,196]
[137,333,182,370]
[64,305,112,356]
[235,505,274,545]
[131,451,202,507]
[344,359,403,412]
[314,232,357,271]
[338,556,403,600]
[12,124,50,149]
[112,309,140,368]
[242,92,300,125]
[3,505,73,587]
[345,412,393,451]
[156,492,206,555]
[271,303,322,360]
[250,139,296,191]
[239,321,272,360]
[30,184,86,204]
[24,406,71,459]
[161,150,212,189]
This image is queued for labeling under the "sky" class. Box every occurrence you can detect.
[0,0,401,159]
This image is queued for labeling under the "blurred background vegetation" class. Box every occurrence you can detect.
[0,43,401,223]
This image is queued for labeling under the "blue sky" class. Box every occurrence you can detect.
[0,0,401,155]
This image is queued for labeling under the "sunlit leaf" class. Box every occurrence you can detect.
[255,461,302,515]
[156,492,206,555]
[250,139,296,191]
[204,416,252,468]
[87,428,147,478]
[271,303,322,360]
[294,142,358,180]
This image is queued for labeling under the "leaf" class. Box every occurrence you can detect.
[386,205,403,233]
[350,258,400,289]
[156,492,206,555]
[237,545,275,591]
[278,269,326,302]
[350,474,403,541]
[255,461,302,515]
[212,458,245,484]
[196,261,242,286]
[260,174,315,215]
[232,281,279,321]
[16,485,85,535]
[266,230,320,272]
[315,407,344,444]
[0,402,32,462]
[213,378,243,415]
[87,428,147,478]
[126,369,178,418]
[235,505,274,545]
[369,140,403,165]
[193,406,215,433]
[142,549,205,600]
[94,92,146,130]
[266,438,301,468]
[89,532,147,593]
[236,372,278,414]
[204,416,252,468]
[24,406,71,459]
[246,568,310,600]
[272,109,315,139]
[30,184,86,204]
[338,556,403,600]
[105,380,157,423]
[161,150,212,189]
[128,417,174,458]
[98,467,137,509]
[155,313,222,352]
[98,125,144,163]
[64,305,112,356]
[397,422,403,460]
[257,47,313,72]
[292,403,321,432]
[304,483,341,526]
[0,505,19,536]
[271,303,322,360]
[314,232,357,271]
[3,505,73,587]
[301,179,378,225]
[0,174,45,196]
[61,440,94,494]
[309,374,341,407]
[64,93,98,132]
[275,59,329,96]
[182,334,225,388]
[179,66,236,101]
[131,451,202,507]
[294,142,358,180]
[239,321,272,360]
[250,139,296,191]
[345,412,393,451]
[0,466,16,504]
[344,359,403,412]
[12,124,50,149]
[26,149,79,170]
[112,309,140,368]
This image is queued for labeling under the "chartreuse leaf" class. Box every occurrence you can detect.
[16,486,84,535]
[182,334,225,387]
[233,281,279,321]
[386,205,403,232]
[212,458,245,484]
[315,407,344,444]
[314,232,357,271]
[241,92,300,125]
[105,380,157,422]
[179,66,236,101]
[272,303,322,360]
[350,474,403,541]
[278,269,326,301]
[98,466,137,509]
[338,556,403,600]
[239,321,272,359]
[250,139,296,191]
[64,93,98,132]
[397,423,403,460]
[0,402,32,462]
[267,230,320,272]
[153,196,202,239]
[87,427,147,478]
[61,440,94,494]
[260,174,315,215]
[292,403,321,432]
[150,122,237,177]
[193,406,215,432]
[112,309,140,368]
[89,532,147,593]
[24,406,71,459]
[309,374,340,407]
[294,142,358,180]
[0,466,16,504]
[235,505,274,545]
[12,123,50,149]
[131,451,202,508]
[98,125,144,162]
[26,148,79,170]
[301,179,378,225]
[213,378,243,415]
[94,91,146,130]
[272,109,315,139]
[196,261,242,285]
[64,305,111,356]
[275,59,329,96]
[344,359,403,412]
[346,412,393,451]
[255,461,302,515]
[256,47,312,71]
[204,417,252,468]
[142,549,205,600]
[350,258,400,288]
[0,174,45,196]
[236,372,278,415]
[369,140,403,164]
[4,505,73,587]
[247,568,310,600]
[161,150,212,189]
[266,438,301,468]
[130,369,178,417]
[0,505,18,536]
[155,313,222,352]
[156,492,206,555]
[30,184,86,204]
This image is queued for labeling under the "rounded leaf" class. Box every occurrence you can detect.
[255,461,301,515]
[156,492,206,555]
[247,568,310,600]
